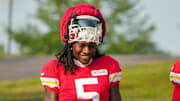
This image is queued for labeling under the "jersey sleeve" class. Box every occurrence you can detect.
[107,56,122,87]
[170,60,180,85]
[40,60,60,94]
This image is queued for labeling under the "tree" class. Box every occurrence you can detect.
[100,0,160,54]
[0,44,4,54]
[13,0,161,55]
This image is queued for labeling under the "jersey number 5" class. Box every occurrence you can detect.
[75,78,99,101]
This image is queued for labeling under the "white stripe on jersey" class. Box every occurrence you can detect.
[109,72,122,84]
[40,77,60,88]
[170,72,180,84]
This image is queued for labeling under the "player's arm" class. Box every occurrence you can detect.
[109,84,121,101]
[44,88,58,101]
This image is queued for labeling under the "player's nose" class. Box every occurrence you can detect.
[83,46,91,54]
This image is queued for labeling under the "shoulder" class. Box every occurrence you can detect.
[172,59,180,73]
[95,55,120,67]
[45,59,58,65]
[40,59,60,94]
[170,59,180,85]
[97,55,121,71]
[174,60,180,68]
[43,59,59,68]
[100,56,122,87]
[41,59,59,74]
[99,55,118,63]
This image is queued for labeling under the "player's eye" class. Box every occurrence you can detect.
[88,45,97,49]
[80,44,86,48]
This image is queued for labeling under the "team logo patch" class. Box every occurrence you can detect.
[91,69,108,76]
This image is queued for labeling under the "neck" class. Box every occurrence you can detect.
[73,58,93,67]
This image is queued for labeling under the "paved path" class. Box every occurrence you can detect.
[0,55,178,81]
[0,56,54,81]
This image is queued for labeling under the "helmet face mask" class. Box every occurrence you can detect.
[68,15,103,45]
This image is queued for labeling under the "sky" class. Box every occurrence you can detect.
[139,0,180,56]
[0,0,180,56]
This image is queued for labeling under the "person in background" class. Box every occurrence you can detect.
[170,59,180,101]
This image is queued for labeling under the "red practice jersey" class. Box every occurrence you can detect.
[40,55,122,101]
[170,59,180,100]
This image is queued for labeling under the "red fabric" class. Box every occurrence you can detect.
[171,60,180,100]
[173,85,180,101]
[40,55,121,101]
[60,4,106,42]
[40,60,60,94]
[171,60,180,86]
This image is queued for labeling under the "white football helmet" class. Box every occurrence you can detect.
[68,15,103,45]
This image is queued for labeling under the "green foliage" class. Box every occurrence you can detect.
[0,44,4,53]
[12,0,161,55]
[0,44,5,57]
[0,60,175,101]
[13,25,63,55]
[102,0,159,54]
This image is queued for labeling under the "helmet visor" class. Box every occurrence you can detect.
[77,19,98,27]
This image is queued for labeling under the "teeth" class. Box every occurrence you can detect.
[81,56,90,58]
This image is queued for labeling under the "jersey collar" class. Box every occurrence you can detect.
[73,58,93,67]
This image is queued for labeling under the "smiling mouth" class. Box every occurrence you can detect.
[80,56,92,64]
[80,54,92,60]
[81,55,91,58]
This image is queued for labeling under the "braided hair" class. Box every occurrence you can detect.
[56,43,103,74]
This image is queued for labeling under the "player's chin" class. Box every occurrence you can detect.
[79,56,92,64]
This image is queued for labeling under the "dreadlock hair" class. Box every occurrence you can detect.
[56,43,104,74]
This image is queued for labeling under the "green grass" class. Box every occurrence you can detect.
[0,78,44,101]
[121,60,175,101]
[0,60,176,101]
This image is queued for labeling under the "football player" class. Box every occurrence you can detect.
[170,60,180,101]
[40,4,122,101]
